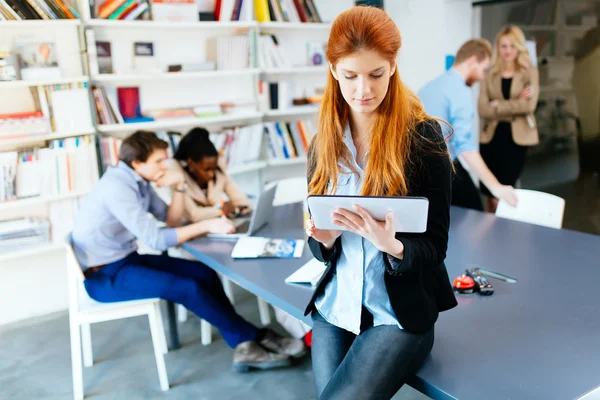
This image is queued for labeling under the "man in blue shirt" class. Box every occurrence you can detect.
[73,131,306,371]
[419,39,517,210]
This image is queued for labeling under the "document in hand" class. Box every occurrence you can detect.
[231,237,305,259]
[285,258,327,287]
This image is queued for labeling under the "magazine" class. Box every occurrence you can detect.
[231,237,305,259]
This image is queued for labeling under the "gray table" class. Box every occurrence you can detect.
[183,202,600,400]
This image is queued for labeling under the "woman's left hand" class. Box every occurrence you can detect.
[332,205,403,255]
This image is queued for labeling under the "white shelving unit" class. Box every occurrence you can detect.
[263,66,328,75]
[259,22,330,30]
[85,19,258,29]
[267,157,308,167]
[0,13,98,268]
[264,106,320,118]
[97,112,264,133]
[0,190,90,212]
[0,77,89,88]
[0,129,96,150]
[0,19,81,28]
[0,243,64,263]
[92,69,261,82]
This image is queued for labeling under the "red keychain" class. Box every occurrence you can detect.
[453,275,475,294]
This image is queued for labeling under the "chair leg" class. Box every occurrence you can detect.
[257,298,271,326]
[154,303,168,355]
[200,320,212,346]
[69,317,84,400]
[221,276,235,304]
[81,324,93,368]
[148,308,169,391]
[177,304,188,323]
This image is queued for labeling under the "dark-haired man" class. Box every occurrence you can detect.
[73,131,306,371]
[419,39,517,211]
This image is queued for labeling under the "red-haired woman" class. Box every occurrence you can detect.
[304,6,457,399]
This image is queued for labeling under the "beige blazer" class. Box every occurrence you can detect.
[177,166,251,223]
[478,67,540,146]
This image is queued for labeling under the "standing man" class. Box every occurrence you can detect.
[418,39,518,210]
[72,131,306,371]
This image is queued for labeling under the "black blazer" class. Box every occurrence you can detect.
[305,119,458,334]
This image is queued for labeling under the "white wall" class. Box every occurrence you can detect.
[384,0,474,93]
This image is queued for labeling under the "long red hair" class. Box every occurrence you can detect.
[309,6,430,197]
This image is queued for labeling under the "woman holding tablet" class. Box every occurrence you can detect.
[304,6,457,399]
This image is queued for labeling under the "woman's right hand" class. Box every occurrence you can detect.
[520,85,535,100]
[305,219,341,250]
[204,217,236,234]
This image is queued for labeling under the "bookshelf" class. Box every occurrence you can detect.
[0,130,96,150]
[0,190,90,212]
[0,243,64,263]
[264,106,320,118]
[263,66,328,75]
[96,112,265,133]
[228,160,268,176]
[91,69,261,82]
[0,7,98,264]
[0,20,81,28]
[258,22,331,30]
[0,77,89,88]
[84,19,258,29]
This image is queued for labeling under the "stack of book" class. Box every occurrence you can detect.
[97,130,180,173]
[263,119,314,161]
[0,111,49,140]
[258,34,290,69]
[0,218,50,254]
[209,123,263,168]
[91,0,150,20]
[92,85,125,125]
[217,0,322,23]
[0,0,78,20]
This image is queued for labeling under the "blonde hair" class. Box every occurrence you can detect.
[491,25,532,75]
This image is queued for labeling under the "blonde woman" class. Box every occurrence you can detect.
[479,25,539,212]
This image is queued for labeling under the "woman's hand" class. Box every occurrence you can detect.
[221,200,236,217]
[305,219,341,250]
[490,100,499,108]
[520,85,535,100]
[332,205,403,256]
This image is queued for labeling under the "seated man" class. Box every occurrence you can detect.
[72,130,306,371]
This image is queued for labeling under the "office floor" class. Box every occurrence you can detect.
[0,297,429,400]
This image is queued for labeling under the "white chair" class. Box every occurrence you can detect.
[66,234,169,400]
[495,189,566,229]
[272,176,308,207]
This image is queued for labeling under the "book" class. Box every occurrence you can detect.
[285,258,326,286]
[133,41,160,73]
[231,237,305,259]
[96,41,113,74]
[150,0,196,22]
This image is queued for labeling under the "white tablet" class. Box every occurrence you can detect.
[307,195,429,233]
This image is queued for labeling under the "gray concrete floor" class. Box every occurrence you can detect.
[0,296,429,400]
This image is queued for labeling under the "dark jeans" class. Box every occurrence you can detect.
[311,310,434,400]
[84,252,259,348]
[452,160,484,211]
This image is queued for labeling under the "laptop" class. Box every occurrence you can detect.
[206,183,278,239]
